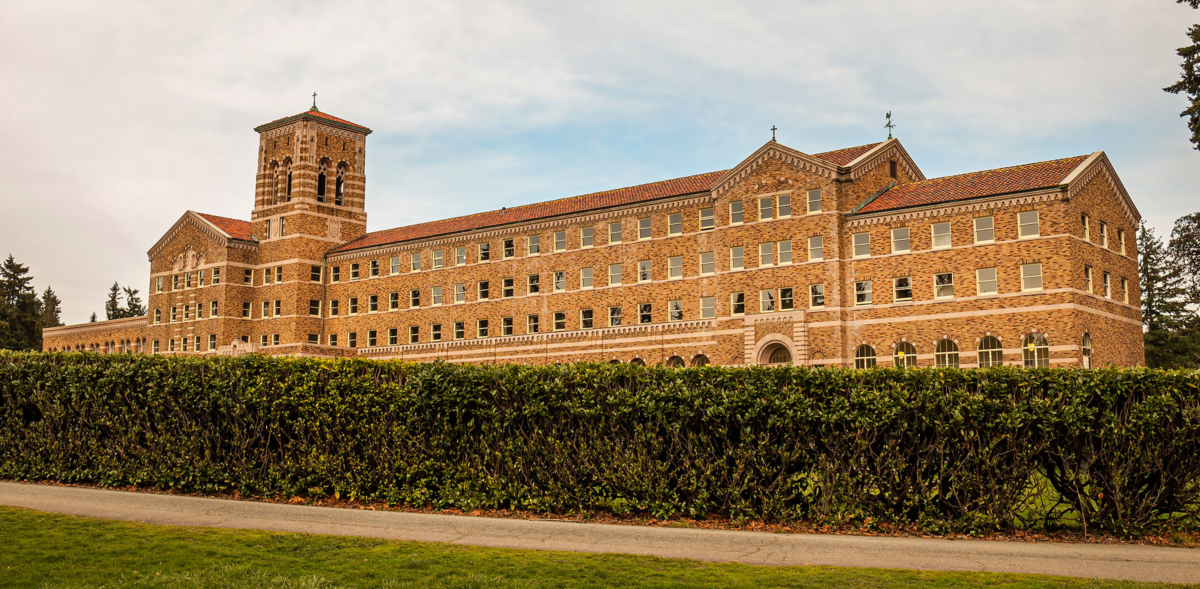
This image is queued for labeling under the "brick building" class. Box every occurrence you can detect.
[43,106,1145,368]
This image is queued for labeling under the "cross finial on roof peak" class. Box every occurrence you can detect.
[311,92,319,112]
[770,125,777,142]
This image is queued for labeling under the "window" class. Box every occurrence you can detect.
[1100,222,1109,248]
[155,277,163,293]
[894,277,913,302]
[260,334,268,346]
[503,277,514,297]
[853,232,870,257]
[153,340,159,353]
[330,300,339,316]
[668,300,683,321]
[807,189,822,213]
[978,336,1004,368]
[581,227,593,247]
[894,342,917,368]
[932,222,951,249]
[855,281,872,305]
[311,266,322,282]
[668,213,682,235]
[528,235,540,254]
[1103,272,1111,298]
[455,246,466,266]
[1118,229,1126,254]
[973,216,995,244]
[329,334,338,346]
[889,160,898,179]
[242,302,251,318]
[758,197,773,221]
[699,208,714,231]
[729,201,744,224]
[638,303,652,324]
[210,301,218,316]
[431,324,442,342]
[411,253,421,272]
[370,260,380,277]
[638,260,651,282]
[504,238,515,258]
[760,289,776,312]
[1022,263,1043,291]
[212,268,221,284]
[186,273,193,288]
[609,306,622,326]
[479,281,490,300]
[580,267,593,288]
[809,284,825,308]
[350,263,359,281]
[410,289,420,308]
[1122,278,1129,303]
[211,334,218,349]
[609,222,622,243]
[808,236,824,261]
[184,304,191,320]
[731,246,744,270]
[432,286,443,305]
[553,312,566,331]
[368,330,378,347]
[608,264,622,286]
[369,294,378,312]
[668,256,682,279]
[245,269,254,284]
[477,320,489,338]
[554,231,566,251]
[454,322,464,340]
[388,328,398,346]
[638,217,652,240]
[479,243,490,261]
[581,309,594,329]
[891,227,910,253]
[263,268,272,285]
[154,309,161,324]
[390,256,400,275]
[1023,333,1049,368]
[527,314,540,333]
[309,300,321,316]
[553,271,566,291]
[700,297,715,319]
[778,193,791,217]
[935,273,955,299]
[1085,265,1094,293]
[409,326,419,344]
[731,292,745,315]
[261,301,269,318]
[454,284,466,303]
[700,252,715,275]
[1019,210,1039,238]
[199,270,206,287]
[433,250,443,269]
[390,292,399,310]
[502,317,514,336]
[1082,214,1090,241]
[934,340,960,368]
[348,298,358,314]
[759,242,774,267]
[527,274,540,294]
[1082,333,1092,369]
[345,332,354,348]
[854,345,876,369]
[265,219,272,240]
[977,268,998,295]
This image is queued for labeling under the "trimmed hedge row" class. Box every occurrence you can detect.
[2,351,1199,534]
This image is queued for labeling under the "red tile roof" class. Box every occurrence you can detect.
[255,109,371,133]
[814,142,882,166]
[332,170,728,253]
[855,155,1089,214]
[197,212,255,241]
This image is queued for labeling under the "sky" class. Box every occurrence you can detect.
[1,0,1197,325]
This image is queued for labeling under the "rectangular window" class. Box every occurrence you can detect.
[581,227,593,248]
[433,250,443,268]
[1122,278,1129,303]
[183,304,191,320]
[638,303,652,324]
[977,267,998,295]
[853,232,870,257]
[245,269,254,284]
[411,253,421,272]
[477,320,489,338]
[409,326,419,344]
[275,266,284,283]
[210,301,218,316]
[410,289,420,308]
[153,340,160,353]
[198,270,205,286]
[263,268,272,285]
[668,256,682,279]
[1082,213,1091,241]
[553,312,566,331]
[638,217,652,240]
[311,265,323,282]
[309,300,321,316]
[1100,222,1109,249]
[350,263,359,280]
[554,230,566,251]
[553,271,566,291]
[348,297,358,314]
[154,308,161,324]
[502,317,514,336]
[308,333,319,345]
[265,220,271,239]
[370,259,379,277]
[778,193,791,217]
[454,322,464,340]
[759,242,774,267]
[609,306,623,326]
[808,236,823,261]
[388,328,398,346]
[974,216,995,243]
[454,283,465,303]
[894,277,913,302]
[932,222,951,249]
[580,267,593,288]
[155,277,163,293]
[260,335,268,346]
[807,189,822,213]
[479,243,490,261]
[330,300,339,316]
[731,292,745,315]
[892,227,910,253]
[348,332,357,348]
[780,287,794,310]
[1118,229,1126,254]
[431,324,442,341]
[699,208,714,231]
[528,274,540,294]
[731,246,744,270]
[528,235,540,254]
[527,314,539,334]
[668,300,683,321]
[212,268,220,284]
[504,238,515,258]
[760,289,776,312]
[369,294,378,312]
[273,333,280,346]
[668,213,682,235]
[580,309,594,329]
[329,334,338,346]
[608,264,622,286]
[390,256,400,274]
[455,246,466,266]
[261,301,270,317]
[242,302,251,318]
[855,281,873,306]
[1022,263,1043,291]
[935,273,955,299]
[1085,265,1094,293]
[779,240,792,264]
[432,286,443,305]
[809,284,825,308]
[730,201,744,224]
[1019,210,1040,238]
[638,260,651,282]
[389,291,399,310]
[1104,271,1112,298]
[609,222,622,243]
[368,330,377,347]
[185,273,193,288]
[759,197,773,221]
[210,334,217,349]
[503,277,514,298]
[699,252,715,275]
[700,297,715,319]
[478,281,490,300]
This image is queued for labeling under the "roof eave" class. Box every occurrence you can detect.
[254,113,373,135]
[847,185,1063,218]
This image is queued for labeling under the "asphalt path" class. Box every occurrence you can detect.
[1,481,1197,584]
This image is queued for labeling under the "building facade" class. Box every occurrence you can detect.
[43,107,1146,368]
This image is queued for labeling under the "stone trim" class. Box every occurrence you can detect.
[847,140,926,182]
[1063,152,1140,224]
[44,316,148,336]
[844,189,1063,227]
[711,142,839,197]
[147,211,257,260]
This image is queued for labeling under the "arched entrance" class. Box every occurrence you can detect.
[753,334,796,366]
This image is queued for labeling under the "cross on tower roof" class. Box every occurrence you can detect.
[311,92,319,112]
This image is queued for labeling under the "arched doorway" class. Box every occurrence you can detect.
[690,354,710,367]
[753,334,796,366]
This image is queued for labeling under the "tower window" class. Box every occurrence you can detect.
[890,161,898,179]
[335,165,346,206]
[317,162,328,201]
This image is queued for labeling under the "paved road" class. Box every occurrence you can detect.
[1,481,1198,584]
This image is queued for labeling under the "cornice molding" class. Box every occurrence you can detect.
[848,140,926,182]
[1063,152,1140,225]
[711,142,838,196]
[44,316,148,336]
[844,188,1062,228]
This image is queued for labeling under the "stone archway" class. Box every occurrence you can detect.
[753,334,796,366]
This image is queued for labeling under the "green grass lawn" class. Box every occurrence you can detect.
[0,506,1193,589]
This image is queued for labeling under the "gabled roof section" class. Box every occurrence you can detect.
[814,142,882,166]
[854,155,1089,215]
[196,212,254,241]
[332,171,727,253]
[147,211,257,260]
[254,107,372,135]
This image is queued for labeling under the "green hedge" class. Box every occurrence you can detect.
[2,351,1199,534]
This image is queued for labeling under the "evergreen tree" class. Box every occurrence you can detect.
[89,312,97,323]
[122,286,146,317]
[40,286,62,329]
[1164,22,1200,151]
[0,254,43,351]
[1140,222,1197,367]
[104,282,123,320]
[1170,212,1200,306]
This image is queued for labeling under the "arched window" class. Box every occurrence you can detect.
[691,354,710,367]
[978,336,1003,368]
[317,161,328,202]
[1081,333,1092,369]
[665,356,685,368]
[267,162,279,204]
[285,160,293,201]
[854,345,876,369]
[630,358,645,366]
[769,347,791,364]
[1023,333,1050,368]
[335,165,347,206]
[893,342,917,367]
[935,339,959,368]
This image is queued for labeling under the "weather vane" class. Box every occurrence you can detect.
[884,112,895,139]
[311,92,318,111]
[771,125,777,142]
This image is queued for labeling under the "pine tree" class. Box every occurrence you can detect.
[0,254,42,351]
[1170,212,1200,307]
[1164,23,1200,151]
[1140,222,1196,367]
[104,282,123,320]
[89,312,97,323]
[122,286,146,317]
[40,286,62,328]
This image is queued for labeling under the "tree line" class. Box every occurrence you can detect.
[1140,212,1200,367]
